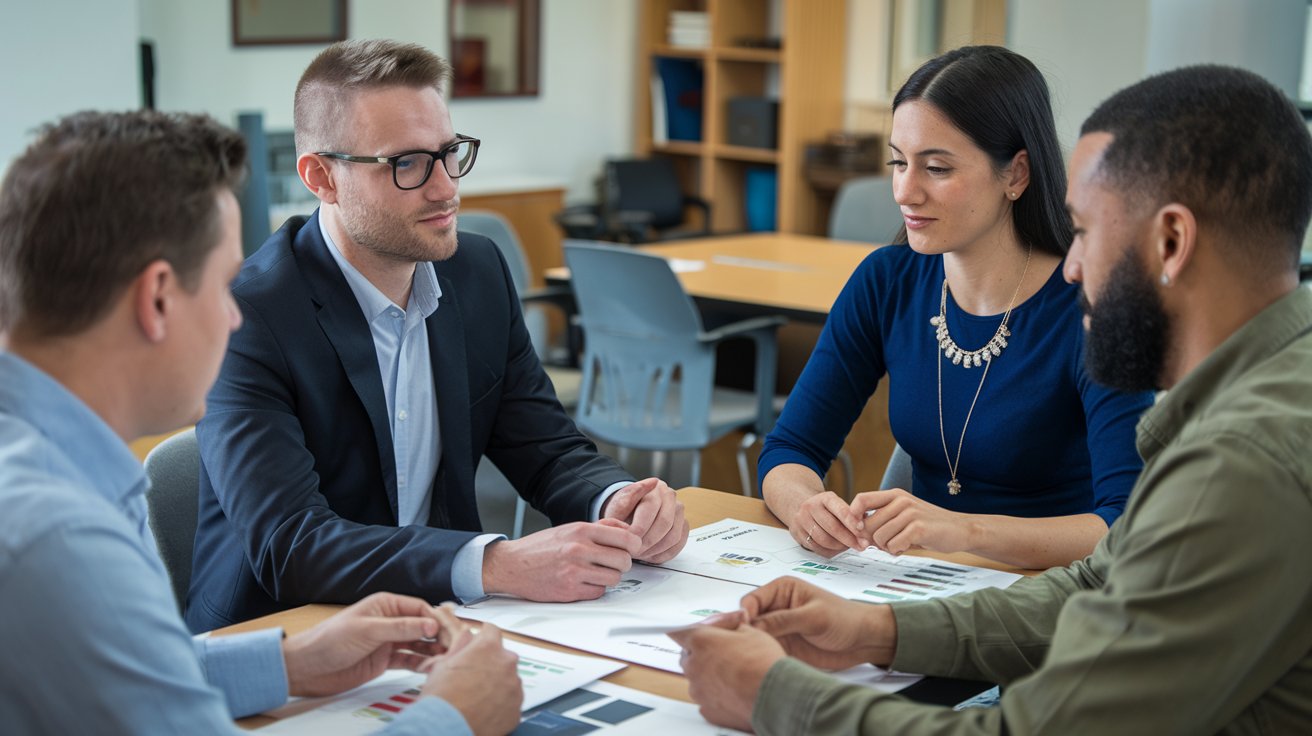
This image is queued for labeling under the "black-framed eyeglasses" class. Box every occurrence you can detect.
[316,135,480,190]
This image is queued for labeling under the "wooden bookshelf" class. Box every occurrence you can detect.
[636,0,847,234]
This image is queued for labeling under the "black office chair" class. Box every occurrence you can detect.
[555,158,712,244]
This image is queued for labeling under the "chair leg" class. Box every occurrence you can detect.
[837,449,855,498]
[513,497,528,540]
[689,449,702,488]
[651,449,667,480]
[736,432,758,497]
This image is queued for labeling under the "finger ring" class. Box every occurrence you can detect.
[805,533,813,545]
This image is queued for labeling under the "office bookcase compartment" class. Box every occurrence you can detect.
[636,0,846,235]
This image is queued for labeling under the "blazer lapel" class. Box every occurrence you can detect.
[426,271,474,529]
[292,213,400,520]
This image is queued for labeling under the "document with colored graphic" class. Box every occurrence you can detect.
[661,519,1022,604]
[258,640,625,734]
[516,680,749,735]
[460,564,754,673]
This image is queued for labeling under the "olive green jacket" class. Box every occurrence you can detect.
[754,286,1312,735]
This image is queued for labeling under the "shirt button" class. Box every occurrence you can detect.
[390,309,403,319]
[397,409,408,421]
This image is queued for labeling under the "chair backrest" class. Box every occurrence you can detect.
[459,210,531,293]
[605,158,686,229]
[565,240,716,449]
[829,176,903,245]
[881,443,914,491]
[143,427,200,610]
[458,209,548,358]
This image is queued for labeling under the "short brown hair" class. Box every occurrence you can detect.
[294,39,454,155]
[0,110,246,337]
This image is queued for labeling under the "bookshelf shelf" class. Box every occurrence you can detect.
[636,0,846,234]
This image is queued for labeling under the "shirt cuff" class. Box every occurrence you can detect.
[383,695,474,735]
[590,480,635,521]
[451,533,507,602]
[195,628,288,718]
[889,599,958,675]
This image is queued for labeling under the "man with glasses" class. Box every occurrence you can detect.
[186,39,688,632]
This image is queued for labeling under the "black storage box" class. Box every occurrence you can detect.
[727,97,779,149]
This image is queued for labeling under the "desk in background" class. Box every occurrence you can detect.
[547,234,894,495]
[460,175,566,288]
[223,487,1034,729]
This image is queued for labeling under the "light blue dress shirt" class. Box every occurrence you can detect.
[0,351,470,734]
[320,219,629,601]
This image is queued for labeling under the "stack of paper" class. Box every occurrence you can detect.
[667,10,709,48]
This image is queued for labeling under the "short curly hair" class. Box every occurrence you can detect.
[1081,65,1312,272]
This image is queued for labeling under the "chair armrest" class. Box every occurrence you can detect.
[697,315,786,344]
[682,195,712,224]
[521,284,576,311]
[699,315,787,435]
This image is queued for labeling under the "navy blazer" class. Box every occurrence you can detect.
[185,213,629,631]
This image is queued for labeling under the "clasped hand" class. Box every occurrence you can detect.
[791,488,973,557]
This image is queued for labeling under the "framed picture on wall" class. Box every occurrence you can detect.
[232,0,347,46]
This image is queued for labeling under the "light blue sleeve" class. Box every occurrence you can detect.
[194,629,289,718]
[450,533,506,602]
[0,515,250,734]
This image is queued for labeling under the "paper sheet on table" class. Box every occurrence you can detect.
[516,680,749,734]
[461,564,753,673]
[257,639,624,734]
[661,519,1023,604]
[667,257,706,273]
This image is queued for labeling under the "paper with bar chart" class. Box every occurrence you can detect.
[258,639,624,734]
[516,680,748,735]
[460,564,754,673]
[661,519,1022,604]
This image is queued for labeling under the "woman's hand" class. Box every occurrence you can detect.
[852,488,976,556]
[790,490,867,558]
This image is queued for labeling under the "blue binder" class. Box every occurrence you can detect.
[656,58,704,142]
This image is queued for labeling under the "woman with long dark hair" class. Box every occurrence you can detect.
[760,46,1153,568]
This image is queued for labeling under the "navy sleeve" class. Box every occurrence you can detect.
[758,254,888,490]
[1074,339,1154,526]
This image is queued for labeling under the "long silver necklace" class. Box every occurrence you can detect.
[932,246,1032,495]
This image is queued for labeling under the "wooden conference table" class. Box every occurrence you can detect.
[544,232,878,324]
[224,487,1036,729]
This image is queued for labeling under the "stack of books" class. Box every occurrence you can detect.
[667,10,709,48]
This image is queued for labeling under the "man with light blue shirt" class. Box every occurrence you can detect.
[0,109,521,734]
[186,39,689,632]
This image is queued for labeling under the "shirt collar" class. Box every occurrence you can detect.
[319,212,442,321]
[1136,285,1312,461]
[0,351,146,507]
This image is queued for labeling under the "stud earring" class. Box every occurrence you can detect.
[1007,191,1018,199]
[1160,273,1170,286]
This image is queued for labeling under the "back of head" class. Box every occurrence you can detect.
[892,45,1071,256]
[294,39,454,155]
[0,110,246,338]
[1081,65,1312,274]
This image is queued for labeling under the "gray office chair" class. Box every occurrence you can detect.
[460,211,582,538]
[881,443,913,490]
[143,428,200,611]
[829,176,903,245]
[565,240,786,494]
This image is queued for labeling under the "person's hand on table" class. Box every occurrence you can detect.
[483,518,643,601]
[742,577,897,670]
[280,592,461,697]
[851,488,974,556]
[789,490,866,558]
[419,622,523,736]
[601,477,689,563]
[668,611,786,732]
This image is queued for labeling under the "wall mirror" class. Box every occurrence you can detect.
[449,0,540,98]
[232,0,347,46]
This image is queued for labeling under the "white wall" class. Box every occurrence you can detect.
[0,0,141,174]
[1007,0,1150,153]
[1145,0,1306,96]
[138,0,634,200]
